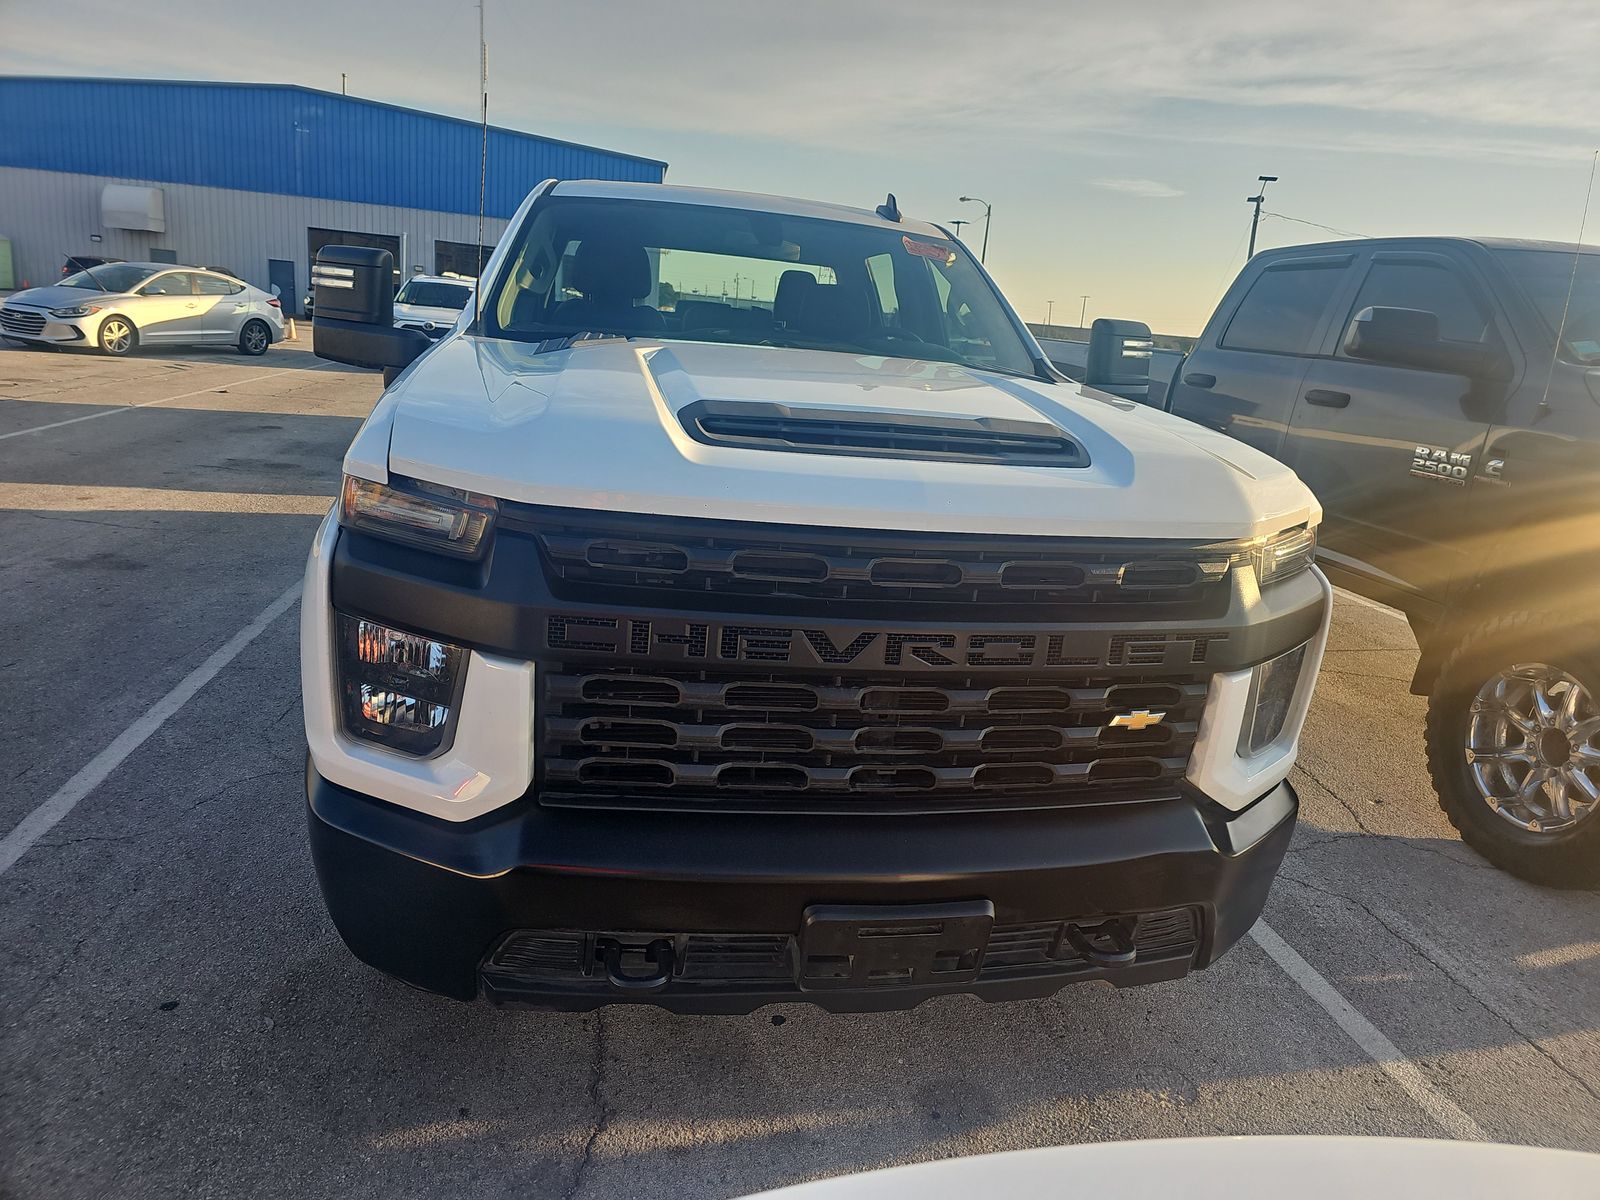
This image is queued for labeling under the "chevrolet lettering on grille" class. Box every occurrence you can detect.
[547,614,1230,671]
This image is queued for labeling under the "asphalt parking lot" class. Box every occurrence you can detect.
[2,337,1598,1199]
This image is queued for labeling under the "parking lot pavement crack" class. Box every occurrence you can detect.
[1277,870,1600,1109]
[567,1011,612,1200]
[7,510,148,533]
[1293,761,1380,835]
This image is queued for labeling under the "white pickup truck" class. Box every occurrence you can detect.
[302,180,1330,1012]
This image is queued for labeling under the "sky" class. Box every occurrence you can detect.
[5,0,1599,335]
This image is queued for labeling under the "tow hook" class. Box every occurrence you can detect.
[1063,918,1138,967]
[597,938,675,993]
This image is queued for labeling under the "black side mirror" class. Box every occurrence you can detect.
[1344,306,1510,381]
[1085,319,1154,401]
[312,246,429,376]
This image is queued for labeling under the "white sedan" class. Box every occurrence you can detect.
[0,262,286,356]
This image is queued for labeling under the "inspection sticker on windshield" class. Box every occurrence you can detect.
[902,236,956,266]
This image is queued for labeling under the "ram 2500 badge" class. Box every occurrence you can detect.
[302,181,1330,1012]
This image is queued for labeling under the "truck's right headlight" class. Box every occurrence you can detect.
[340,474,497,559]
[336,615,465,756]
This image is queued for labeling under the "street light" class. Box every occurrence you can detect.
[1246,175,1278,259]
[1079,295,1091,328]
[1046,299,1055,326]
[958,196,992,262]
[950,218,970,241]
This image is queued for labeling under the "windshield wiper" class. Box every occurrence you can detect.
[79,264,112,293]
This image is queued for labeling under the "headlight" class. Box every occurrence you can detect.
[1252,524,1317,586]
[337,616,465,756]
[49,304,103,318]
[340,474,497,558]
[1239,641,1310,755]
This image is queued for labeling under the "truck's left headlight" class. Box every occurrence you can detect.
[336,616,465,756]
[1239,641,1311,755]
[340,474,497,559]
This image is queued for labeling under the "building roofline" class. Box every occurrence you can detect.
[0,74,669,171]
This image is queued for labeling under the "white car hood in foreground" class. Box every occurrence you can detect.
[740,1138,1600,1199]
[355,336,1319,541]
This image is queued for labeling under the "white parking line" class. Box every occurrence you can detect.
[1250,920,1486,1140]
[0,580,301,877]
[0,360,339,442]
[1332,586,1409,623]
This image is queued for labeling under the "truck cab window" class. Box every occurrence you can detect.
[1346,260,1490,344]
[1220,263,1346,355]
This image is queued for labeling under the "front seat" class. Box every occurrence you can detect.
[553,239,666,334]
[773,270,817,328]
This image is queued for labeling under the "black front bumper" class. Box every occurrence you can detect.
[306,760,1297,1013]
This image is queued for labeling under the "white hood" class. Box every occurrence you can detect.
[352,336,1319,542]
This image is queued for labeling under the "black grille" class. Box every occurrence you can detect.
[679,400,1090,468]
[540,664,1207,812]
[0,308,46,336]
[482,909,1199,989]
[507,507,1237,618]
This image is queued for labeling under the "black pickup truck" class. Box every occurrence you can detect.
[1163,237,1600,886]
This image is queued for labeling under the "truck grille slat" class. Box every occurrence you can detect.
[505,508,1238,618]
[540,665,1208,813]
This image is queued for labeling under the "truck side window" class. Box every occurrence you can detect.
[1219,263,1345,355]
[1344,261,1489,344]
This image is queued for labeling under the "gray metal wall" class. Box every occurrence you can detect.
[0,166,513,303]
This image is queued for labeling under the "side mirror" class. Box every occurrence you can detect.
[312,246,429,375]
[1344,306,1510,380]
[1085,318,1154,401]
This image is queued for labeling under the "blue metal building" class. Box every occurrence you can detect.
[0,76,667,307]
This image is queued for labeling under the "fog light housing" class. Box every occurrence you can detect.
[1239,641,1310,755]
[336,615,465,756]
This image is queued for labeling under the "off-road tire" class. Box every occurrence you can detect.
[1426,610,1600,888]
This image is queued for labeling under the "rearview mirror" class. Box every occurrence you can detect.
[312,246,429,378]
[1343,306,1510,380]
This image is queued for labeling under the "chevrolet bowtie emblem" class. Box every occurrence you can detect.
[1109,709,1166,731]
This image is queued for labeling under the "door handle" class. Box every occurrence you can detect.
[1305,389,1350,408]
[1183,372,1216,389]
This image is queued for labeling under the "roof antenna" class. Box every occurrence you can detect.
[876,193,901,223]
[1538,148,1598,418]
[475,0,489,323]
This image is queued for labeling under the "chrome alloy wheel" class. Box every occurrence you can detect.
[101,319,133,354]
[1467,663,1600,833]
[242,322,269,353]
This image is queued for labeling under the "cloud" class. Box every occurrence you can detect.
[6,0,1600,165]
[1091,178,1186,199]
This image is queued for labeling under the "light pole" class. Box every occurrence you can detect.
[958,196,992,262]
[1046,299,1055,326]
[1079,295,1090,328]
[1247,175,1278,259]
[950,218,970,242]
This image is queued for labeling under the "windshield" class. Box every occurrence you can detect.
[396,279,472,309]
[1492,247,1600,362]
[483,197,1040,376]
[59,263,158,293]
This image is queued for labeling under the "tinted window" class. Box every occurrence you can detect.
[1221,263,1346,355]
[196,274,243,296]
[140,272,194,296]
[1347,260,1489,343]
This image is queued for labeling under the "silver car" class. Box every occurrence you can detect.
[0,262,286,356]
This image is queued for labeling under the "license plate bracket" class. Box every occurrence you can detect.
[797,900,995,990]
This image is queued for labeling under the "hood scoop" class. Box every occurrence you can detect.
[678,400,1090,468]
